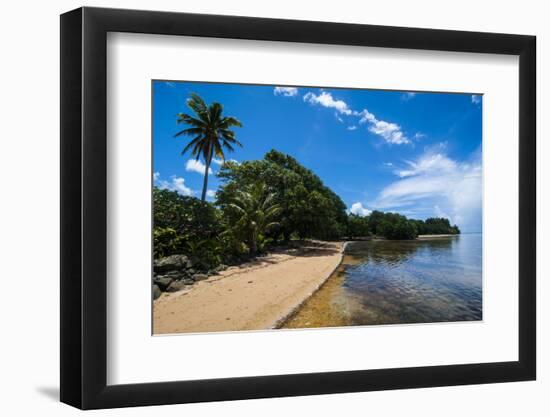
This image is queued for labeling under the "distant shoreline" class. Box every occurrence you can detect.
[417,234,460,239]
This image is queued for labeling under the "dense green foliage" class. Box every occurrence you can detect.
[347,214,370,239]
[366,210,460,240]
[174,93,243,201]
[153,188,224,262]
[223,182,282,255]
[217,150,348,241]
[411,217,461,235]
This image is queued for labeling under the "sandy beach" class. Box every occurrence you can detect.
[417,234,459,239]
[153,240,344,334]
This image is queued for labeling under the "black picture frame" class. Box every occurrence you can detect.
[60,6,536,410]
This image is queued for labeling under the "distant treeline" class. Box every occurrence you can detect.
[349,211,460,240]
[154,150,460,268]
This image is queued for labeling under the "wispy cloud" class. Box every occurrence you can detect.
[349,202,372,216]
[394,153,457,178]
[371,150,482,231]
[401,92,416,101]
[357,109,410,144]
[274,86,298,97]
[303,91,352,115]
[186,159,212,175]
[471,94,481,105]
[165,81,176,88]
[347,125,357,131]
[206,189,216,198]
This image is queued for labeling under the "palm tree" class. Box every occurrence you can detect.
[226,183,281,255]
[175,93,243,201]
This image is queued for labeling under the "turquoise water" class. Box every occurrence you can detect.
[284,234,482,328]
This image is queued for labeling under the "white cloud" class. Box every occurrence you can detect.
[274,86,298,97]
[185,159,213,175]
[471,94,481,104]
[383,162,393,167]
[158,176,194,196]
[395,153,457,178]
[212,157,223,165]
[401,92,416,101]
[350,202,372,216]
[153,172,160,182]
[303,91,352,115]
[413,132,426,140]
[357,109,410,144]
[301,91,410,145]
[206,189,216,198]
[371,150,482,231]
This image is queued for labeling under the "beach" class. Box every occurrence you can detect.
[153,240,344,334]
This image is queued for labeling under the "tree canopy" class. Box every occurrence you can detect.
[217,150,348,241]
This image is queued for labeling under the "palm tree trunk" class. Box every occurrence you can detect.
[201,157,211,201]
[250,232,257,255]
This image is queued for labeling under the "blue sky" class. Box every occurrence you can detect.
[153,81,482,232]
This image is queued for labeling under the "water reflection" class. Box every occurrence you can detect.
[283,234,482,329]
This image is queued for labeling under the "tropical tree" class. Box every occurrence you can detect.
[217,150,348,241]
[175,93,243,201]
[224,183,282,255]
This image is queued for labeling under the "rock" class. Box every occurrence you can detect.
[193,273,209,282]
[166,280,192,292]
[163,271,189,281]
[211,264,228,274]
[183,278,195,285]
[153,276,173,291]
[153,254,190,273]
[153,284,162,300]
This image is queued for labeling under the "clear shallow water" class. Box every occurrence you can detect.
[283,234,482,329]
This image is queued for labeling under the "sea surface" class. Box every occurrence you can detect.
[283,234,482,329]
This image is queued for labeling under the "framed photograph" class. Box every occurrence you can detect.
[60,6,536,409]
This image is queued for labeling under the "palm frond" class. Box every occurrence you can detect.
[220,116,243,128]
[174,127,204,138]
[175,113,206,128]
[187,93,209,118]
[209,102,223,123]
[180,136,204,156]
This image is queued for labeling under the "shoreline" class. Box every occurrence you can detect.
[417,234,460,239]
[271,242,348,329]
[153,240,344,334]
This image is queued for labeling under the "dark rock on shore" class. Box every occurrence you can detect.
[153,284,162,300]
[154,254,191,273]
[166,280,191,292]
[193,273,209,282]
[153,276,174,291]
[152,255,230,298]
